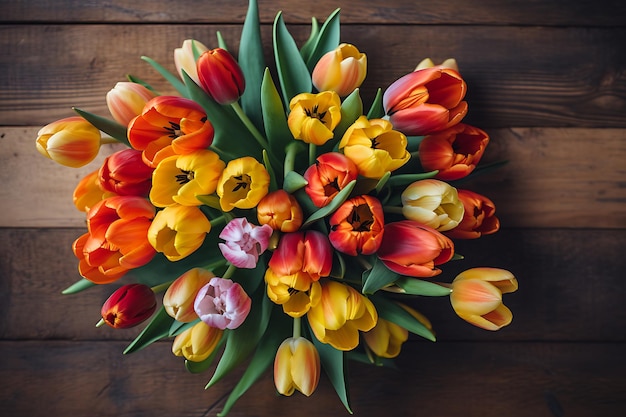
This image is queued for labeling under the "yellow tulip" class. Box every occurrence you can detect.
[450,267,518,331]
[338,116,410,179]
[274,337,321,397]
[172,321,223,362]
[217,156,270,212]
[163,268,215,322]
[265,268,322,318]
[288,91,342,145]
[401,179,465,232]
[36,116,102,168]
[312,43,367,97]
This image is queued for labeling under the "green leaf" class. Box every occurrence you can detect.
[386,171,439,188]
[273,12,312,107]
[311,333,352,414]
[263,149,279,192]
[206,287,273,388]
[370,294,436,342]
[361,257,399,295]
[328,88,362,150]
[305,8,341,70]
[216,31,228,50]
[301,179,356,228]
[394,277,452,296]
[123,306,175,354]
[141,56,188,98]
[366,88,385,119]
[299,17,320,63]
[374,171,391,194]
[330,251,346,279]
[73,107,130,146]
[61,278,96,294]
[238,0,266,131]
[169,318,200,337]
[282,170,308,193]
[260,68,292,163]
[126,74,158,94]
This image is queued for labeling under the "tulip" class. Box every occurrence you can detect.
[363,303,431,358]
[172,321,223,362]
[377,220,454,277]
[73,196,157,283]
[256,189,303,232]
[274,337,321,397]
[73,169,112,212]
[312,43,367,97]
[106,82,157,126]
[450,267,518,331]
[218,218,273,269]
[328,195,385,256]
[414,57,459,72]
[127,95,214,167]
[288,91,342,145]
[265,268,322,318]
[338,116,410,179]
[163,268,215,322]
[216,156,270,212]
[147,204,212,261]
[36,116,102,168]
[445,189,500,239]
[418,123,490,181]
[149,150,225,207]
[196,48,245,105]
[383,66,468,136]
[307,280,378,351]
[401,179,464,232]
[194,277,252,330]
[174,39,209,85]
[268,230,333,281]
[98,148,154,197]
[303,152,358,208]
[101,283,157,329]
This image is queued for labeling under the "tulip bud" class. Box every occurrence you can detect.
[36,116,102,168]
[450,267,518,331]
[172,321,223,362]
[312,43,367,97]
[101,284,157,329]
[257,189,303,232]
[401,179,465,232]
[174,39,209,84]
[105,82,156,126]
[274,337,321,397]
[196,48,245,104]
[98,148,154,197]
[269,231,333,281]
[194,277,252,330]
[163,268,215,322]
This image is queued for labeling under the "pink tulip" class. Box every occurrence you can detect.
[194,277,251,330]
[218,218,273,269]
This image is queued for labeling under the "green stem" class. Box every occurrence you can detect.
[100,137,120,145]
[95,318,106,328]
[293,317,302,339]
[410,150,420,159]
[230,101,270,150]
[284,142,300,179]
[222,263,237,280]
[383,206,404,215]
[308,143,317,166]
[210,214,232,229]
[150,280,174,294]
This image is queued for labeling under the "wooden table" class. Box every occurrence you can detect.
[1,0,625,416]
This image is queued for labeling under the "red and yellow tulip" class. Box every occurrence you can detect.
[36,116,102,168]
[196,48,245,105]
[100,283,157,329]
[312,43,367,97]
[256,189,303,232]
[445,189,500,239]
[303,152,358,208]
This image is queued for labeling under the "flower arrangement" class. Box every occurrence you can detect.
[35,1,518,414]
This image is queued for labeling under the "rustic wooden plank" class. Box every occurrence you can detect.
[2,127,623,229]
[1,0,625,26]
[1,340,624,417]
[1,25,625,127]
[1,228,624,342]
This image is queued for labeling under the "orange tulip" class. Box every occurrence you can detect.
[418,123,490,181]
[328,195,385,256]
[268,231,333,281]
[106,82,157,126]
[73,169,112,212]
[450,267,518,331]
[376,220,454,277]
[256,189,303,232]
[196,48,245,105]
[36,116,102,168]
[163,268,215,322]
[127,96,214,167]
[101,283,157,329]
[303,152,358,208]
[383,66,467,136]
[274,337,321,397]
[445,189,500,239]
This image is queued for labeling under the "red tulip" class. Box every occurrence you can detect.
[196,48,245,104]
[303,152,358,208]
[101,284,157,329]
[98,148,154,196]
[377,220,454,277]
[328,195,384,256]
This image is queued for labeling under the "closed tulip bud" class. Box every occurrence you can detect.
[450,267,518,331]
[269,231,333,281]
[257,189,303,232]
[401,179,464,232]
[312,43,367,97]
[288,91,342,145]
[101,284,157,329]
[274,337,321,397]
[329,195,385,256]
[174,39,209,85]
[303,152,358,208]
[383,66,467,136]
[172,321,223,362]
[377,220,454,277]
[36,116,102,168]
[163,268,215,322]
[445,189,500,239]
[196,48,245,104]
[194,277,252,330]
[418,123,490,181]
[105,82,157,126]
[99,148,154,197]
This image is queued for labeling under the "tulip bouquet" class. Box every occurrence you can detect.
[35,0,518,414]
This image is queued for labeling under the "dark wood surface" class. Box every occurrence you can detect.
[1,0,625,416]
